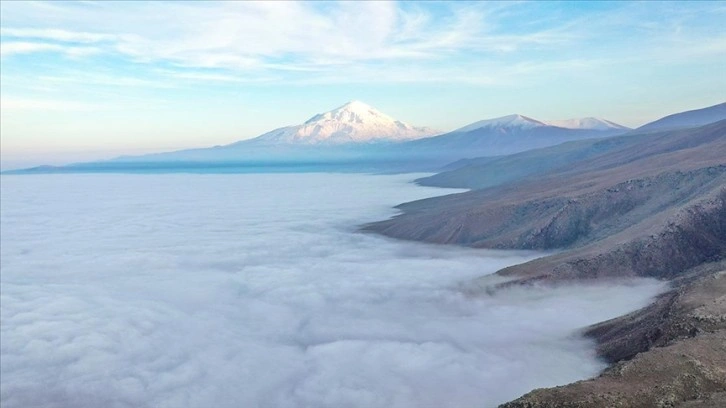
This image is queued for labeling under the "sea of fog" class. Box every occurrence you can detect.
[0,173,666,408]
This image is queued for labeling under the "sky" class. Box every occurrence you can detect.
[1,1,725,167]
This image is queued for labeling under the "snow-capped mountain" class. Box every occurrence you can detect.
[453,114,628,133]
[247,101,438,145]
[454,114,546,133]
[545,117,630,131]
[404,112,630,159]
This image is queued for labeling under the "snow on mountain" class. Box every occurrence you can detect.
[406,112,631,160]
[249,101,438,144]
[454,114,546,133]
[455,114,628,133]
[545,117,630,131]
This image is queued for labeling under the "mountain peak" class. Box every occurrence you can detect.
[455,114,546,133]
[338,100,373,111]
[255,101,439,145]
[305,100,388,125]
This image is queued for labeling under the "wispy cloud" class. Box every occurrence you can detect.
[0,27,116,43]
[0,1,595,83]
[0,41,100,57]
[36,73,176,89]
[0,97,101,111]
[158,70,274,84]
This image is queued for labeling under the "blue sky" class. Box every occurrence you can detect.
[1,1,725,168]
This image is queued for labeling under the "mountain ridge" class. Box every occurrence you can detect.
[636,101,726,132]
[5,101,724,174]
[453,114,547,133]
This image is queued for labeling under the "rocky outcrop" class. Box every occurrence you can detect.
[499,266,726,408]
[493,184,726,282]
[368,167,726,282]
[523,168,726,251]
[586,262,726,363]
[500,331,726,408]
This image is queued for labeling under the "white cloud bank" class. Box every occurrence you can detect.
[0,173,665,408]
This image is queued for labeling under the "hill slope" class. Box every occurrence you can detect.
[637,101,726,132]
[418,109,726,190]
[367,120,726,252]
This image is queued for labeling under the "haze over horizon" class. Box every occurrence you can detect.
[1,1,725,168]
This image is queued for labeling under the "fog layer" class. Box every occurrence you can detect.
[0,173,665,408]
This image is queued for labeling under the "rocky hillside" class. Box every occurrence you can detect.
[417,118,726,190]
[501,262,726,408]
[489,181,725,282]
[365,122,726,280]
[371,167,725,255]
[364,120,726,407]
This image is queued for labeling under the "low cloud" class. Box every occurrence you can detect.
[0,173,666,408]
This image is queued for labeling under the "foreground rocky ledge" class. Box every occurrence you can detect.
[500,263,725,408]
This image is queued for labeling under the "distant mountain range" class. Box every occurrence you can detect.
[220,101,630,152]
[233,102,629,147]
[230,104,632,155]
[6,100,725,174]
[402,112,628,160]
